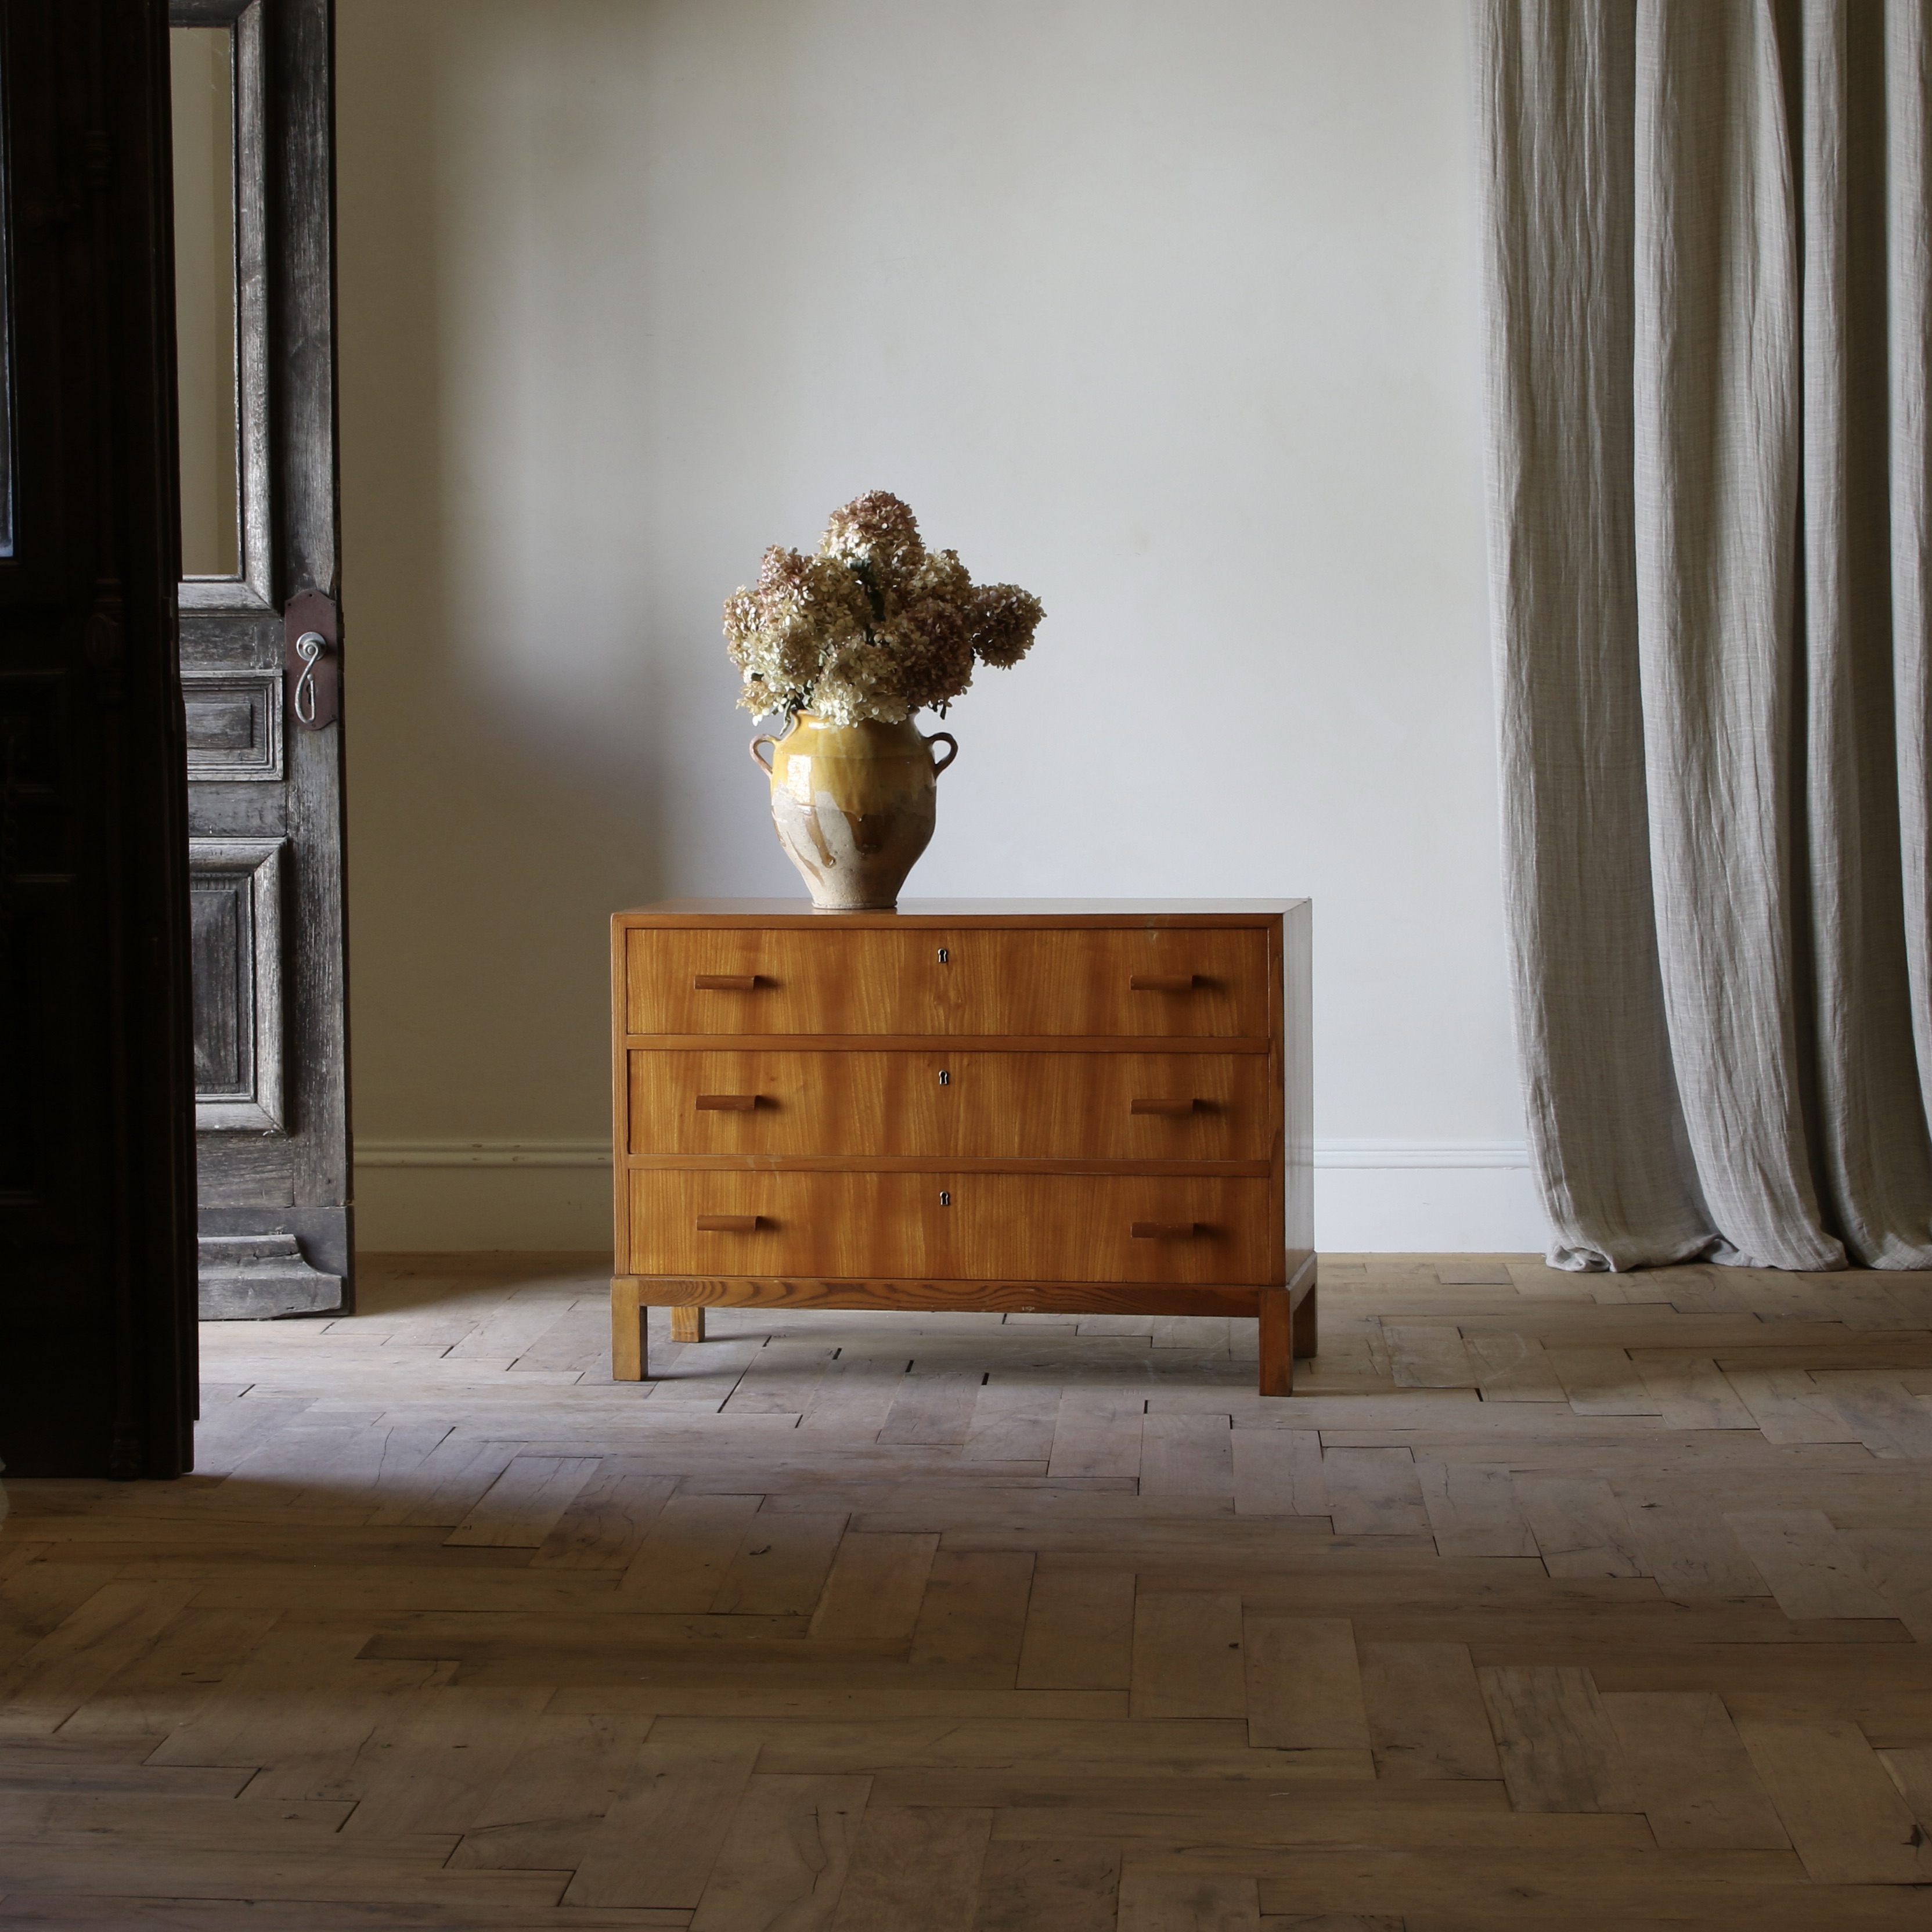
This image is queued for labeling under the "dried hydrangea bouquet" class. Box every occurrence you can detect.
[726,491,1043,910]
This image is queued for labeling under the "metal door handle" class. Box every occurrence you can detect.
[291,632,327,725]
[283,589,339,729]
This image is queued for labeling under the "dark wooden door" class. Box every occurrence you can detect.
[170,0,349,1317]
[0,0,199,1476]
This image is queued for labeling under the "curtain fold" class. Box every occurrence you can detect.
[1476,0,1932,1270]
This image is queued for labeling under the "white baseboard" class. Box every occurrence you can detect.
[358,1139,611,1169]
[354,1138,1546,1255]
[1314,1146,1543,1252]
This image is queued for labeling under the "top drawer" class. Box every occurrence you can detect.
[623,926,1273,1038]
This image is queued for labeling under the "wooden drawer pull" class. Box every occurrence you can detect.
[1131,1220,1200,1239]
[695,1214,760,1232]
[695,1094,758,1112]
[693,974,760,992]
[1130,1097,1198,1116]
[1129,974,1198,992]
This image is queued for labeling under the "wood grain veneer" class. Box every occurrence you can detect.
[624,927,1268,1037]
[611,899,1314,1392]
[625,1049,1273,1160]
[628,1171,1277,1282]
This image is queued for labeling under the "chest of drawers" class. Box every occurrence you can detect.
[610,898,1315,1393]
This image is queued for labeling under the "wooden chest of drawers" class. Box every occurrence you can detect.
[610,898,1315,1393]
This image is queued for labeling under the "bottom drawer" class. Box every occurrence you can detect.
[627,1171,1279,1284]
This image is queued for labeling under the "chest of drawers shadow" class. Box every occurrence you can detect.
[610,897,1315,1394]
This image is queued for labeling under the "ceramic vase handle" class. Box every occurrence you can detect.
[749,734,779,776]
[923,730,958,776]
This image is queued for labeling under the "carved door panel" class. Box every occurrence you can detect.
[171,0,349,1317]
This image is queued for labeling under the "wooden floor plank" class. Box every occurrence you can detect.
[1634,1354,1761,1430]
[0,1586,199,1739]
[1045,1396,1145,1483]
[1230,1428,1327,1517]
[1601,1689,1790,1848]
[1512,1477,1643,1578]
[1728,1697,1931,1883]
[1809,1373,1932,1460]
[1417,1461,1538,1558]
[1131,1593,1245,1720]
[1611,1488,1775,1603]
[963,1383,1061,1465]
[1140,1415,1234,1500]
[797,1356,911,1439]
[826,1804,992,1932]
[709,1511,848,1616]
[446,1455,601,1548]
[1462,1332,1568,1401]
[1721,1509,1898,1620]
[1015,1572,1135,1690]
[1721,1369,1868,1446]
[339,1685,552,1839]
[910,1551,1036,1670]
[807,1533,940,1646]
[1544,1347,1664,1416]
[528,1466,678,1570]
[1116,1870,1263,1931]
[375,1436,524,1529]
[143,1623,443,1800]
[448,1708,653,1872]
[878,1371,982,1447]
[46,1607,279,1745]
[971,1839,1121,1932]
[689,1771,870,1931]
[1879,1742,1932,1829]
[619,1493,764,1612]
[1242,1614,1371,1752]
[1477,1664,1638,1813]
[1384,1325,1478,1390]
[1321,1448,1431,1538]
[564,1721,761,1908]
[1358,1641,1501,1780]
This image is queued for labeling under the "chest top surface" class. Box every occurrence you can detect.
[617,897,1304,927]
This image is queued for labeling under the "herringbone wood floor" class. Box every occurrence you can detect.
[3,1253,1932,1929]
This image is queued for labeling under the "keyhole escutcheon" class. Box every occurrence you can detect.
[936,947,949,964]
[938,1069,950,1086]
[939,1190,952,1206]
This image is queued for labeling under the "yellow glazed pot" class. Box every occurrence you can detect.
[749,712,958,911]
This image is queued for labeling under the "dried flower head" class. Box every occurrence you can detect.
[964,583,1044,669]
[880,598,975,715]
[723,546,868,715]
[723,493,1043,722]
[819,490,927,579]
[811,637,912,726]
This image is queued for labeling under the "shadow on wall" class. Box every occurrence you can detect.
[339,7,787,1158]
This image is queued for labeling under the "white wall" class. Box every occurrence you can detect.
[338,0,1545,1254]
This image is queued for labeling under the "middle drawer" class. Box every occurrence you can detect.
[626,1049,1273,1162]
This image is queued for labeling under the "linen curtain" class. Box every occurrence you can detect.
[1476,0,1932,1270]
